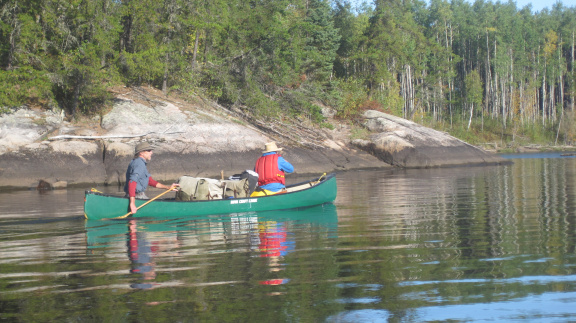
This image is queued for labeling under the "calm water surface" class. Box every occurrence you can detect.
[1,153,576,322]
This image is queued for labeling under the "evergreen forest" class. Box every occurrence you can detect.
[2,0,576,147]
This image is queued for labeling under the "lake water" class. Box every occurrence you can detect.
[1,153,576,322]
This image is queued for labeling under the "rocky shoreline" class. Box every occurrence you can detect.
[0,87,510,190]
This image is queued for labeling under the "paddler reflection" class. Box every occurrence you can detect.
[127,219,158,289]
[258,221,294,285]
[126,219,181,289]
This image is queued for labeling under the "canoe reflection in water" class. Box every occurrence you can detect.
[84,203,338,290]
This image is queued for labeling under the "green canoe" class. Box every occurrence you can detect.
[84,173,337,220]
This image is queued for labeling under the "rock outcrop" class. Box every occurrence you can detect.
[352,110,509,168]
[0,89,510,189]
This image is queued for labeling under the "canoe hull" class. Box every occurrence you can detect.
[84,173,337,220]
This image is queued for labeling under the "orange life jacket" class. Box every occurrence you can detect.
[255,153,285,186]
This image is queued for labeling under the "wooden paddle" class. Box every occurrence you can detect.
[313,173,326,185]
[115,188,174,219]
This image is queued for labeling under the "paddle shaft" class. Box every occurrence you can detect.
[116,188,174,219]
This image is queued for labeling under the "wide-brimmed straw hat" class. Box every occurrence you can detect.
[135,142,154,154]
[262,142,283,153]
